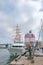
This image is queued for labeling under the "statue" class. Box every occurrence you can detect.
[27,44,34,60]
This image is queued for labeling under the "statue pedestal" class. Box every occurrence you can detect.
[27,55,34,60]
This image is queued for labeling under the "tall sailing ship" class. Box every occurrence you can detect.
[8,24,25,56]
[34,19,43,56]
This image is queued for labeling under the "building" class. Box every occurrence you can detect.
[24,30,35,47]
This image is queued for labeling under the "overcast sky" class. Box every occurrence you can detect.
[0,0,43,44]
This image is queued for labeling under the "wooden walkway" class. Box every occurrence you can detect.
[10,52,43,65]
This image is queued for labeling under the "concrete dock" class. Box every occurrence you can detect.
[0,46,9,49]
[10,52,43,65]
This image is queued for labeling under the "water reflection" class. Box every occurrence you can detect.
[0,49,19,65]
[7,54,18,65]
[0,49,10,65]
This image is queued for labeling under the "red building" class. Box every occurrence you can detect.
[24,31,35,46]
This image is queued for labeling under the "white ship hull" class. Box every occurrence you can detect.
[8,47,25,56]
[8,43,25,56]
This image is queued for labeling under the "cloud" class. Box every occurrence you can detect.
[0,0,42,43]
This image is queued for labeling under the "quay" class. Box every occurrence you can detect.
[0,47,7,49]
[10,52,43,65]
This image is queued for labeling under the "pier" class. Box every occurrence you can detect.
[0,47,7,49]
[10,52,43,65]
[0,44,11,49]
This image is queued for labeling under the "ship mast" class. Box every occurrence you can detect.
[41,19,43,48]
[35,19,43,49]
[38,19,43,48]
[14,24,21,43]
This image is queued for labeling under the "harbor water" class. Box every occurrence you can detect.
[0,48,19,65]
[0,47,25,65]
[0,49,10,65]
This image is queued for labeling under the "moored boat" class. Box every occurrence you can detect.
[8,24,25,56]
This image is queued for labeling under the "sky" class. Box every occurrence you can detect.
[0,0,43,44]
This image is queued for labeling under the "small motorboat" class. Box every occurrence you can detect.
[34,48,43,56]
